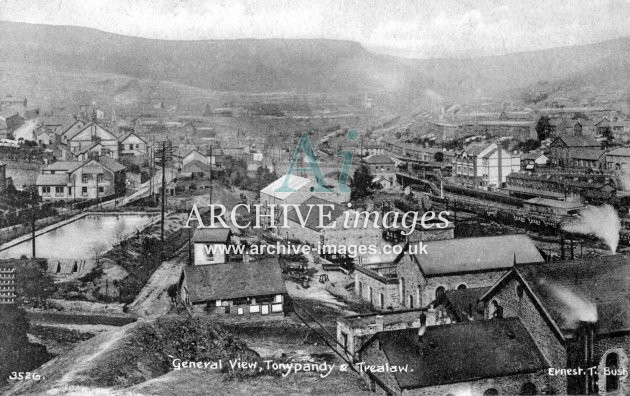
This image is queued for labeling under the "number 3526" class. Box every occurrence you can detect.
[9,372,41,380]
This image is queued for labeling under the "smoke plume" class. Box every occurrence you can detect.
[547,283,598,325]
[562,205,620,253]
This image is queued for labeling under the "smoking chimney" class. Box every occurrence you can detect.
[572,321,597,394]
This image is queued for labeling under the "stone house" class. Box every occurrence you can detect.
[479,255,630,395]
[355,235,543,311]
[548,135,601,167]
[66,122,119,159]
[358,318,551,395]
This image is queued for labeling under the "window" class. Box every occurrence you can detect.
[341,332,348,350]
[97,174,103,183]
[520,382,537,395]
[408,295,414,308]
[379,293,384,309]
[457,284,467,290]
[42,186,50,194]
[435,286,446,300]
[98,187,104,193]
[483,389,499,396]
[82,187,88,196]
[400,277,406,306]
[55,186,64,194]
[237,307,244,315]
[516,285,524,299]
[605,352,620,392]
[82,174,88,183]
[274,294,283,303]
[215,300,221,307]
[249,305,260,313]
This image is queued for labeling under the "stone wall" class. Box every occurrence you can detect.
[355,270,400,310]
[483,276,568,393]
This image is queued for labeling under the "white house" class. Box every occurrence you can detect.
[119,132,148,156]
[453,142,520,190]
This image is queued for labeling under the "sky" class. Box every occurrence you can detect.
[2,0,630,59]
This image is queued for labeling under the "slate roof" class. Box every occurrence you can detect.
[182,160,211,174]
[363,154,394,164]
[552,135,600,148]
[96,156,126,172]
[514,255,630,334]
[191,228,231,244]
[569,149,605,161]
[44,161,82,172]
[463,143,491,157]
[606,147,630,157]
[184,258,287,302]
[36,174,68,186]
[412,234,543,276]
[285,196,345,230]
[360,318,548,389]
[443,286,489,321]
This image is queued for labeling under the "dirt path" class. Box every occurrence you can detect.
[128,256,184,317]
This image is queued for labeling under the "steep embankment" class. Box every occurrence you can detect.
[6,316,260,395]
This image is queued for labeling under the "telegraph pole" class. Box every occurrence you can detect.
[209,145,213,205]
[31,207,36,258]
[160,140,167,245]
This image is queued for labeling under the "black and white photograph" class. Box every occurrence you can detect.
[0,1,629,395]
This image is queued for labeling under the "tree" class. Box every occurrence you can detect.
[14,259,55,306]
[351,164,376,200]
[536,116,551,140]
[535,116,551,141]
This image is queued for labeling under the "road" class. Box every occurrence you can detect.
[99,168,176,209]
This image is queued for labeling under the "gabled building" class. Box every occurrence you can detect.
[362,154,396,180]
[355,235,543,311]
[358,318,550,396]
[548,135,601,167]
[479,255,630,395]
[119,132,148,157]
[0,109,23,139]
[453,142,520,189]
[66,122,119,159]
[56,119,85,145]
[36,156,125,201]
[178,228,289,317]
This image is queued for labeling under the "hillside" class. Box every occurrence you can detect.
[1,21,630,104]
[0,21,412,95]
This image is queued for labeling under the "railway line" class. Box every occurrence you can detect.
[396,171,630,249]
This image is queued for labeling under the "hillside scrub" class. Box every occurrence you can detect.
[80,315,273,388]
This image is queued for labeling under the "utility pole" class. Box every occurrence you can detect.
[209,145,213,205]
[160,140,167,245]
[31,207,36,258]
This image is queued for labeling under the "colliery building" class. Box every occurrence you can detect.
[353,254,629,396]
